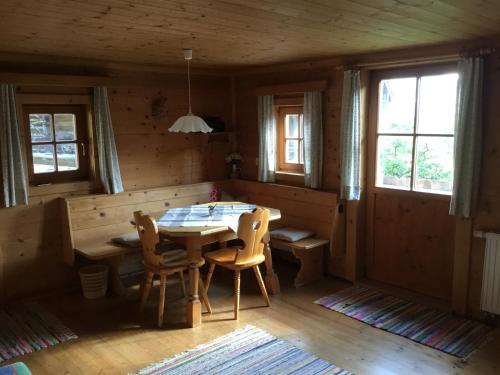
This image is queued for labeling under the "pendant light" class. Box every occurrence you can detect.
[169,49,212,133]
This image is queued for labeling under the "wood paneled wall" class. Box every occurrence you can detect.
[234,68,343,192]
[0,72,232,300]
[467,51,500,314]
[233,48,500,314]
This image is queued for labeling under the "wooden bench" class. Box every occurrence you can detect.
[60,181,230,295]
[271,237,330,287]
[227,179,345,278]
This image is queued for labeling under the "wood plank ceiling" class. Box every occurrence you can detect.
[1,0,500,68]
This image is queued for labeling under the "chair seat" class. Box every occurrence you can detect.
[205,247,265,269]
[143,249,205,273]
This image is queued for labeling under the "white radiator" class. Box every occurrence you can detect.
[480,232,500,315]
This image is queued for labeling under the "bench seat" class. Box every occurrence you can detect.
[271,236,329,287]
[74,237,139,260]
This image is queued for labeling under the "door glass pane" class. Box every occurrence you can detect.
[56,143,79,171]
[378,78,417,134]
[29,114,53,142]
[55,113,77,141]
[32,144,55,173]
[285,114,299,138]
[285,140,299,163]
[417,73,458,135]
[376,135,413,189]
[414,136,454,194]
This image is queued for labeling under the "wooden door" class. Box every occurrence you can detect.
[366,65,458,301]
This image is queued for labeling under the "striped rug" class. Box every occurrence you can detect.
[315,286,491,358]
[0,302,77,362]
[135,325,352,375]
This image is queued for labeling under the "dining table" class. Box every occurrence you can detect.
[154,202,282,327]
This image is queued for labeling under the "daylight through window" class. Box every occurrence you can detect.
[376,73,458,195]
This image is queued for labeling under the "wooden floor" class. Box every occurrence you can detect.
[11,262,500,375]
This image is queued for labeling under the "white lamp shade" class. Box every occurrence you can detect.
[168,114,213,133]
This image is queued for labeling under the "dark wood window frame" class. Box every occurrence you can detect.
[23,104,90,185]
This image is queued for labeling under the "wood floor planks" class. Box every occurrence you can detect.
[13,262,500,375]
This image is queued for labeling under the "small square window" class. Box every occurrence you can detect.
[24,105,90,185]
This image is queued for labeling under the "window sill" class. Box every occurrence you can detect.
[276,171,304,177]
[29,180,100,197]
[275,171,304,187]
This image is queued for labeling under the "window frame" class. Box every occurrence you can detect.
[23,104,90,185]
[371,64,458,198]
[277,105,305,174]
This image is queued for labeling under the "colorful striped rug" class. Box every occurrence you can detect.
[135,325,352,375]
[315,286,491,358]
[0,302,77,362]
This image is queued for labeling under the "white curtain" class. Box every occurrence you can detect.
[94,87,124,194]
[258,95,276,182]
[303,91,323,189]
[0,84,28,207]
[340,70,361,201]
[449,57,484,218]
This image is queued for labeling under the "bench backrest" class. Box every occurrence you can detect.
[61,181,229,264]
[229,180,345,276]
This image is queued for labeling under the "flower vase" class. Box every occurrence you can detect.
[230,163,240,179]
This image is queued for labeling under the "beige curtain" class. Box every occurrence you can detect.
[449,57,484,218]
[257,95,276,183]
[94,87,124,194]
[303,91,323,189]
[1,84,28,207]
[339,70,361,201]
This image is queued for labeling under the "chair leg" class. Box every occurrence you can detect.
[205,263,216,294]
[253,265,270,306]
[140,271,154,310]
[198,278,212,314]
[158,275,167,328]
[178,271,186,297]
[234,270,241,320]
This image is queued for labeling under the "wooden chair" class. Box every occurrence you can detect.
[204,207,271,320]
[134,211,212,327]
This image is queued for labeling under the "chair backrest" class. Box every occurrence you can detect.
[134,210,163,267]
[234,207,270,265]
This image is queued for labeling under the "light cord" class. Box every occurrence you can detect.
[187,59,192,115]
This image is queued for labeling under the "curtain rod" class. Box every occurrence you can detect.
[336,54,460,71]
[337,46,496,71]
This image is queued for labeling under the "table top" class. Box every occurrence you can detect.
[156,202,281,237]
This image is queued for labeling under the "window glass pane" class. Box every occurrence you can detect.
[417,73,458,135]
[300,114,304,137]
[29,114,53,142]
[285,140,299,163]
[56,143,79,171]
[299,140,304,164]
[32,144,55,173]
[55,113,77,141]
[286,114,299,138]
[378,78,417,134]
[376,135,413,189]
[414,136,454,194]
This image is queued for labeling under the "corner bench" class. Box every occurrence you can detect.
[271,237,329,287]
[60,181,230,296]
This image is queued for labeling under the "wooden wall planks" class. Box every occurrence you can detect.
[467,51,500,314]
[0,73,233,300]
[2,0,500,67]
[234,67,343,192]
